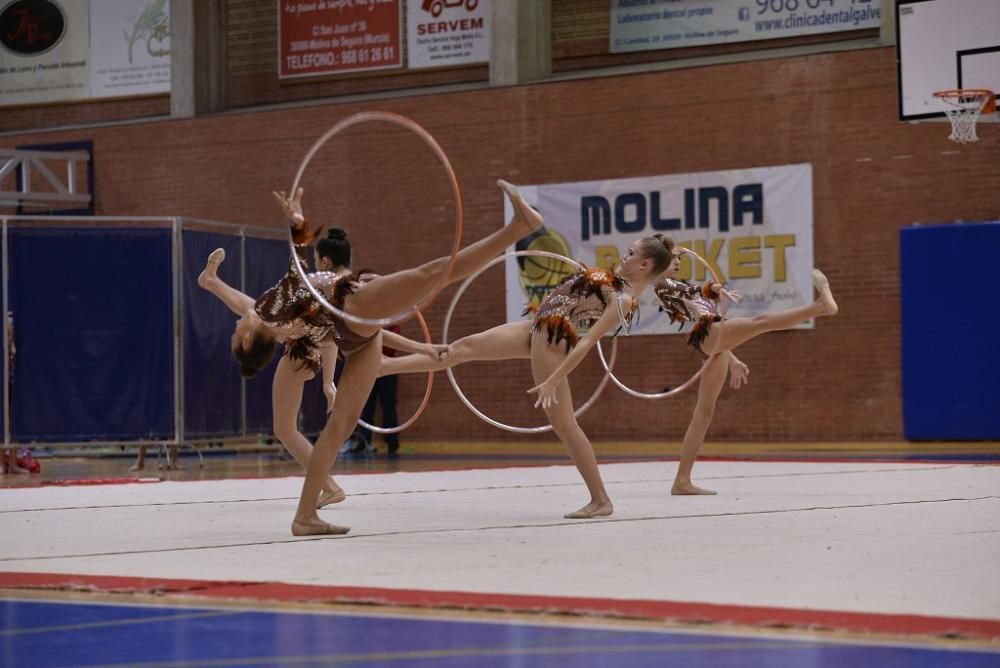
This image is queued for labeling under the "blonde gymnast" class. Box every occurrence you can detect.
[380,223,678,519]
[653,248,838,494]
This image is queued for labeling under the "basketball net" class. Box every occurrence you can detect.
[932,89,996,144]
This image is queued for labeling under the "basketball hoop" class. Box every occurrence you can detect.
[932,89,996,143]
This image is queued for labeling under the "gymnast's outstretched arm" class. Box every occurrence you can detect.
[380,329,447,360]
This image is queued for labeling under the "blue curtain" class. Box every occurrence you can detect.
[9,227,173,441]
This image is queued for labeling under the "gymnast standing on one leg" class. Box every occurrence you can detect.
[379,214,678,519]
[653,248,838,495]
[234,182,543,535]
[197,228,357,507]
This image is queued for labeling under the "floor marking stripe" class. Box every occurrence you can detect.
[3,572,999,639]
[2,495,994,563]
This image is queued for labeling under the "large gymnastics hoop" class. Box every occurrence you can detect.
[355,309,434,435]
[595,247,729,400]
[442,250,618,434]
[287,111,463,328]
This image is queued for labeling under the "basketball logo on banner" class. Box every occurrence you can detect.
[515,228,575,313]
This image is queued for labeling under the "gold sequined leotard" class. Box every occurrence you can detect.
[528,265,635,351]
[652,277,722,357]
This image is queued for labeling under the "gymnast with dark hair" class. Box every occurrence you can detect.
[238,182,542,535]
[196,226,374,508]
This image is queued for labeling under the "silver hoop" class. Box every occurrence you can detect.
[442,250,618,434]
[355,309,434,435]
[288,111,463,328]
[596,247,729,399]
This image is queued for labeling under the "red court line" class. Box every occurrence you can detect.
[2,571,997,639]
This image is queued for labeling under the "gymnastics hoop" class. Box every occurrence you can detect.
[442,250,618,434]
[355,309,434,435]
[595,247,729,400]
[287,111,463,328]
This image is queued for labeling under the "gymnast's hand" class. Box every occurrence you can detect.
[272,187,306,227]
[422,344,449,362]
[720,288,742,304]
[728,357,749,390]
[527,377,559,410]
[274,187,322,246]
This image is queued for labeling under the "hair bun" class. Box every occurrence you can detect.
[654,232,675,248]
[327,227,348,242]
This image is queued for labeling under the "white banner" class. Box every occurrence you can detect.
[0,0,169,107]
[504,164,814,336]
[0,0,91,105]
[611,0,881,53]
[406,0,489,69]
[89,0,170,98]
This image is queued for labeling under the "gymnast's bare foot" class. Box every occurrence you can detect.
[812,269,838,316]
[317,484,346,509]
[197,248,226,289]
[291,518,350,536]
[497,180,543,234]
[671,481,717,495]
[564,499,614,519]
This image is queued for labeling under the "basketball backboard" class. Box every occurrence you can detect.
[896,0,1000,121]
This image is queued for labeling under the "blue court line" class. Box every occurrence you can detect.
[2,599,998,667]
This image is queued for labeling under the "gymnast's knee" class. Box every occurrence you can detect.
[692,404,716,424]
[273,421,299,444]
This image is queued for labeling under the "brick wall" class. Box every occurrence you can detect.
[0,96,168,134]
[3,46,996,442]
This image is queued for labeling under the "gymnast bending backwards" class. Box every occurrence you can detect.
[379,199,677,519]
[653,248,838,495]
[197,227,409,508]
[231,182,542,536]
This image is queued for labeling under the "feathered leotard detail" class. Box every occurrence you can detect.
[528,265,634,351]
[652,277,722,356]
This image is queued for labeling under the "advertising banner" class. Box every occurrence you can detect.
[278,0,402,78]
[0,0,91,105]
[89,0,170,97]
[0,0,170,106]
[406,0,489,69]
[504,164,815,336]
[610,0,881,54]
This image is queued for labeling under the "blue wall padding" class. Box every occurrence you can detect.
[182,231,244,438]
[900,221,1000,440]
[9,228,173,441]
